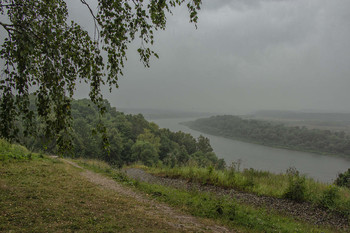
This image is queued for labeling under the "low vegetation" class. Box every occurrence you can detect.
[335,169,350,189]
[79,159,343,233]
[0,139,32,161]
[185,115,350,157]
[135,182,332,232]
[148,165,350,217]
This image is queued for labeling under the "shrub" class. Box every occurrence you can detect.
[334,169,350,189]
[243,177,255,190]
[0,139,30,161]
[341,200,350,216]
[283,168,306,202]
[319,185,339,210]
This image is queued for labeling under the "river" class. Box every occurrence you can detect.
[149,117,350,183]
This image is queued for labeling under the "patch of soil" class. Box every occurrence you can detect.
[125,168,349,231]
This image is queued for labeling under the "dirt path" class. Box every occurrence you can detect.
[125,168,349,231]
[59,158,234,233]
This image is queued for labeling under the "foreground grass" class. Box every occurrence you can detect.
[0,156,187,232]
[148,166,350,216]
[0,139,32,161]
[135,182,337,233]
[78,159,341,233]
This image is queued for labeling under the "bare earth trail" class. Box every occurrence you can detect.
[125,168,350,231]
[60,158,234,233]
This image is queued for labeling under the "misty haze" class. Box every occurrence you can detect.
[72,0,350,115]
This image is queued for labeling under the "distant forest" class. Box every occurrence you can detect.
[251,110,350,122]
[19,98,225,169]
[185,115,350,157]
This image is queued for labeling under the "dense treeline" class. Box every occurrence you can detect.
[185,115,350,157]
[19,98,225,168]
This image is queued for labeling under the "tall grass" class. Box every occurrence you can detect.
[76,158,112,172]
[135,182,335,233]
[0,138,31,161]
[148,165,350,216]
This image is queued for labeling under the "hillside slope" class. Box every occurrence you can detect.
[1,140,347,233]
[0,156,230,232]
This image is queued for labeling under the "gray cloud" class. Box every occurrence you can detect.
[204,0,294,11]
[65,0,350,114]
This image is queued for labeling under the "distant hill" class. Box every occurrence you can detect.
[250,110,350,122]
[185,115,350,157]
[118,108,214,120]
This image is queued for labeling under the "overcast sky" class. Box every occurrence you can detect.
[71,1,350,114]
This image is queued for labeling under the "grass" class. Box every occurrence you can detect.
[135,182,338,233]
[147,165,350,216]
[0,156,193,232]
[0,138,32,161]
[1,137,347,232]
[77,159,343,233]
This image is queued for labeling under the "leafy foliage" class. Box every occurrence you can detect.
[20,98,224,168]
[0,0,202,153]
[334,168,350,189]
[0,138,30,161]
[318,185,340,210]
[186,115,350,156]
[283,168,307,202]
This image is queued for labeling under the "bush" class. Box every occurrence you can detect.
[334,169,350,189]
[283,168,306,202]
[319,185,339,210]
[0,139,30,161]
[341,200,350,216]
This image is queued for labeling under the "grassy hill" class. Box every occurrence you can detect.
[1,139,349,232]
[1,158,172,232]
[0,140,220,232]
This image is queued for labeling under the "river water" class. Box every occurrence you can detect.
[150,117,350,183]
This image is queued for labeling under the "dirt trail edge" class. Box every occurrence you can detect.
[59,158,233,233]
[125,168,349,231]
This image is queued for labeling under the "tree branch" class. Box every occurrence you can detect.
[0,21,15,35]
[79,0,100,41]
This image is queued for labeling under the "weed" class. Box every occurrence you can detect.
[319,185,339,210]
[207,165,214,176]
[283,170,307,202]
[242,175,255,191]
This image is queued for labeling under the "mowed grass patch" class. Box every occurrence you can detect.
[0,157,181,232]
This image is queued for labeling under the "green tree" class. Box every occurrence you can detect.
[335,168,350,189]
[137,129,160,151]
[0,0,202,154]
[131,140,158,166]
[197,135,213,153]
